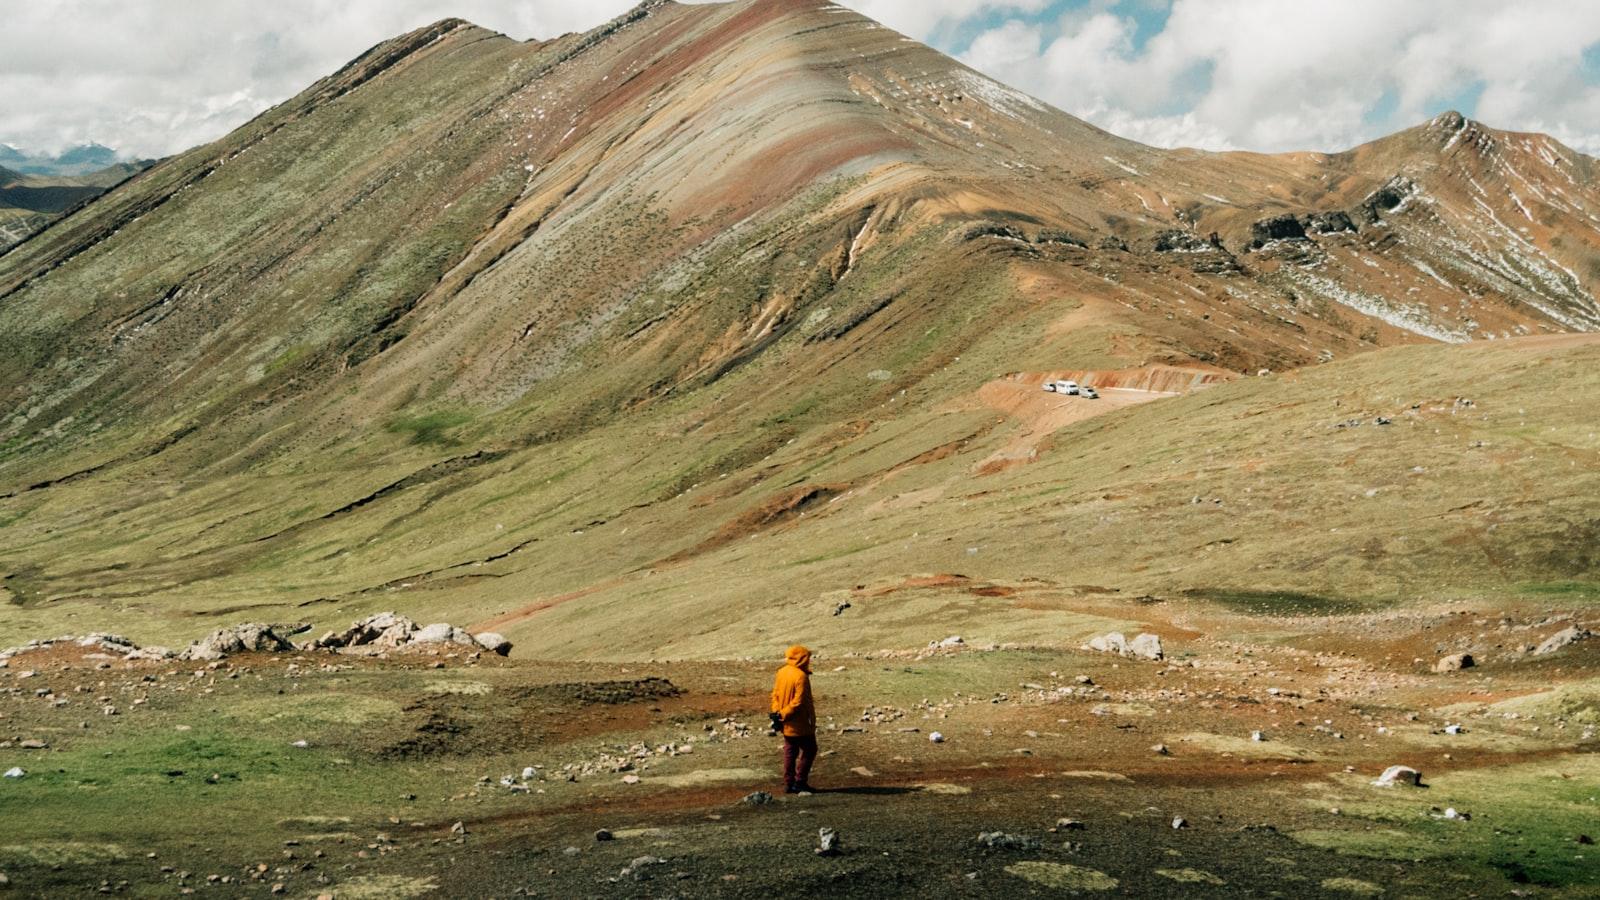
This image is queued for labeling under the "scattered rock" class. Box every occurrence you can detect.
[933,635,964,649]
[929,732,945,743]
[742,791,774,806]
[1052,818,1086,832]
[1151,744,1170,756]
[832,601,851,617]
[619,856,664,881]
[1171,817,1188,829]
[1433,653,1474,672]
[450,821,467,837]
[1373,765,1423,787]
[815,827,841,857]
[976,832,1041,851]
[19,739,47,750]
[595,829,613,842]
[3,767,24,778]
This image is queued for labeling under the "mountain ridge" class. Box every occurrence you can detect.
[0,0,1596,654]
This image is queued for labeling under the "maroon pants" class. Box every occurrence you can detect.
[782,734,817,788]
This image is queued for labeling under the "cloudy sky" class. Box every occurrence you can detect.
[5,0,1600,160]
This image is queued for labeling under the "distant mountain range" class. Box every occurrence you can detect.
[0,142,129,177]
[0,159,152,250]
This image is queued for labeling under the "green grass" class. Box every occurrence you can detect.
[1520,580,1600,600]
[384,410,473,446]
[1181,588,1370,617]
[1294,758,1600,890]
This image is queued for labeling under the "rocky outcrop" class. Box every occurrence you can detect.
[1247,211,1357,250]
[180,622,309,661]
[312,612,513,656]
[0,632,175,665]
[1086,632,1163,661]
[1248,214,1307,247]
[1359,176,1418,223]
[1152,229,1221,253]
[1433,653,1474,672]
[1533,626,1590,656]
[1304,211,1356,235]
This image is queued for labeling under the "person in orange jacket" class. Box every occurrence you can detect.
[769,644,817,793]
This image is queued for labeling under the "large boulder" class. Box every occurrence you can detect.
[474,633,512,656]
[1433,653,1474,672]
[1128,633,1164,661]
[1373,765,1422,787]
[1087,632,1163,660]
[1087,633,1128,655]
[412,623,477,646]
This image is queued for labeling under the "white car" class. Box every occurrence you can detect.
[1081,386,1099,399]
[1042,381,1057,392]
[1054,380,1080,395]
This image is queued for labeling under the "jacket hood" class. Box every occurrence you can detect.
[785,645,812,672]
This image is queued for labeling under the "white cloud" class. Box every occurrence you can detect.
[3,1,1600,159]
[0,0,640,158]
[957,0,1600,153]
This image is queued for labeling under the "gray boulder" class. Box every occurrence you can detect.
[412,623,478,646]
[1087,632,1128,655]
[1373,765,1423,787]
[1534,626,1590,656]
[976,831,1040,851]
[474,632,512,655]
[1128,633,1164,661]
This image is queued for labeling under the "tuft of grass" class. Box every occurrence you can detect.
[1519,580,1600,600]
[1182,588,1369,616]
[385,410,472,446]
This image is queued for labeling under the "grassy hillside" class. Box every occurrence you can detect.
[3,331,1595,656]
[0,0,1597,657]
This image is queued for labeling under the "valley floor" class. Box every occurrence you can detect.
[2,597,1595,898]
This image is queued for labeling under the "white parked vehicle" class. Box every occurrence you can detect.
[1054,380,1079,395]
[1081,386,1099,399]
[1042,381,1057,392]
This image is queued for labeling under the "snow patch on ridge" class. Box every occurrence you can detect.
[951,70,1045,122]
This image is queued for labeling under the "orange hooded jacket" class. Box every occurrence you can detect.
[769,645,815,737]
